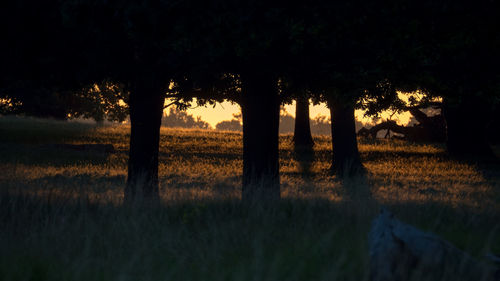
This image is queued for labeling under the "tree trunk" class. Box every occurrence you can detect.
[329,98,364,177]
[442,97,494,159]
[488,104,500,145]
[293,97,314,147]
[125,78,165,205]
[240,72,280,202]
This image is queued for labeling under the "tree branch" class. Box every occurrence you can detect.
[163,100,178,109]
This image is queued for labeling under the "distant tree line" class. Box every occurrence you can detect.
[1,0,499,203]
[214,110,351,136]
[161,107,210,129]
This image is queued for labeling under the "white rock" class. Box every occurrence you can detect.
[369,209,499,281]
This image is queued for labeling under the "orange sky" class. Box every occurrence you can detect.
[182,100,413,128]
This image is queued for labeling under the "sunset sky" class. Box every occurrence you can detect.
[184,101,413,128]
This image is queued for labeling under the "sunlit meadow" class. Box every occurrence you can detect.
[0,116,499,281]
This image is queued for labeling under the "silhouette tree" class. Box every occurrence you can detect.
[215,113,242,132]
[178,1,306,201]
[61,0,196,203]
[310,115,332,135]
[0,0,103,120]
[488,105,500,145]
[239,71,281,201]
[293,97,314,147]
[287,1,402,177]
[65,0,296,202]
[0,80,128,123]
[359,92,446,142]
[391,0,500,159]
[162,107,210,129]
[279,110,295,134]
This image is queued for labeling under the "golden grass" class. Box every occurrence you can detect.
[0,120,498,211]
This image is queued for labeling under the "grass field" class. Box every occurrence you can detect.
[0,116,499,281]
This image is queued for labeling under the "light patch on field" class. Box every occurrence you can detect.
[0,121,498,211]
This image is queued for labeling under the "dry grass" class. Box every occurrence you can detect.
[0,116,499,281]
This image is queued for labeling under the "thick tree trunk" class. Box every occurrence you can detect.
[293,97,314,147]
[488,105,500,145]
[329,99,364,177]
[240,72,280,202]
[125,78,165,204]
[442,97,494,159]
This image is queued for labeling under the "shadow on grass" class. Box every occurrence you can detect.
[338,172,375,202]
[450,154,500,182]
[293,144,315,181]
[0,190,498,281]
[0,190,373,281]
[361,150,448,162]
[25,173,126,191]
[456,156,500,208]
[0,143,117,167]
[0,116,99,144]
